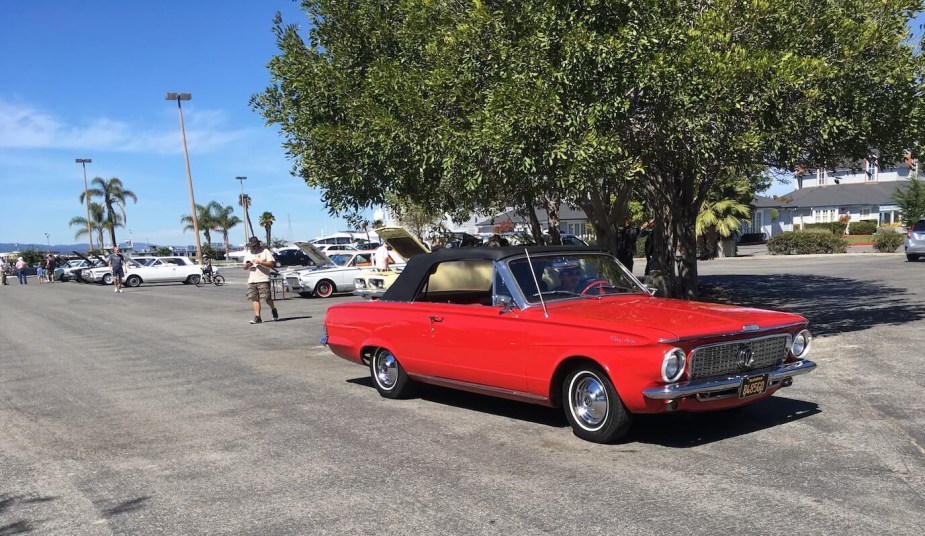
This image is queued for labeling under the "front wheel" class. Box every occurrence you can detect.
[186,274,202,285]
[124,275,142,288]
[907,254,920,262]
[212,274,225,286]
[370,348,414,399]
[314,279,335,298]
[562,365,631,443]
[102,273,113,285]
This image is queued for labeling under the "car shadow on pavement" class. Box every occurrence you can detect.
[699,274,925,336]
[629,396,820,448]
[346,377,568,428]
[347,378,820,445]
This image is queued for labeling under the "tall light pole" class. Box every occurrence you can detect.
[166,92,203,264]
[235,176,248,245]
[75,158,94,253]
[44,233,50,253]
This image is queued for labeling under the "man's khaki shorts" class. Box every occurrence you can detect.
[246,281,271,301]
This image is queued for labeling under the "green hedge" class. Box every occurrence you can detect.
[872,229,904,253]
[767,232,848,255]
[800,222,846,235]
[847,220,878,235]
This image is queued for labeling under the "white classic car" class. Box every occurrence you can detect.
[352,226,430,298]
[83,256,204,286]
[284,242,405,298]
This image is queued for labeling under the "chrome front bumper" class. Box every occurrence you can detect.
[642,359,817,400]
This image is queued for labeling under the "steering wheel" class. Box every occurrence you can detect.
[579,279,611,296]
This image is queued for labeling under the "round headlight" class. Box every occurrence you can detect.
[791,330,812,359]
[662,348,687,383]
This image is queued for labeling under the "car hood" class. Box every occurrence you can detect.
[293,241,335,267]
[374,226,430,259]
[544,296,806,341]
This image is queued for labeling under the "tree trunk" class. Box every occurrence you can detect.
[544,193,562,244]
[524,194,545,245]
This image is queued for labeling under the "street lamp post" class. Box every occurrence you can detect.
[235,176,248,245]
[166,92,203,264]
[44,233,50,253]
[75,158,94,253]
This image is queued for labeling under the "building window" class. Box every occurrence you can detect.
[814,208,836,223]
[860,208,871,219]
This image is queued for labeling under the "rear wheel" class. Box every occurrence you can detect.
[370,348,413,399]
[212,274,225,286]
[314,279,335,298]
[562,365,631,443]
[907,254,920,262]
[124,275,142,288]
[102,273,113,285]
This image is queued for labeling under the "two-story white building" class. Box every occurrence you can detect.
[747,156,916,238]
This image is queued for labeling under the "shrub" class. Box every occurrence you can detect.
[767,231,848,255]
[847,220,878,235]
[872,229,904,253]
[802,222,846,235]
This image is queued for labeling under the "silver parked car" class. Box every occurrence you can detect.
[904,219,925,261]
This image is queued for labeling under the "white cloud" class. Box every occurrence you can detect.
[0,99,250,154]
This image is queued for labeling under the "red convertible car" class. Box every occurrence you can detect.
[323,246,815,443]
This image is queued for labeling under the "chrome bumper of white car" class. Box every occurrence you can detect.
[642,359,817,400]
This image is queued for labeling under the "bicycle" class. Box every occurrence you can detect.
[196,269,225,287]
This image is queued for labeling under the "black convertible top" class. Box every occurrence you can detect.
[381,245,604,301]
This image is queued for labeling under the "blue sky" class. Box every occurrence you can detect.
[0,0,349,249]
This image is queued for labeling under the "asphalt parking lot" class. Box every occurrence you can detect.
[1,252,923,535]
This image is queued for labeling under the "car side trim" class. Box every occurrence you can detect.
[409,374,551,405]
[657,322,807,344]
[642,359,817,400]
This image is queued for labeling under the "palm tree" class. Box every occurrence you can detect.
[259,211,275,246]
[238,193,255,240]
[80,177,137,248]
[181,203,217,246]
[696,199,751,259]
[69,201,108,252]
[211,204,242,255]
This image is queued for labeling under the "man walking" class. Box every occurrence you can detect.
[243,236,279,324]
[109,246,125,293]
[15,257,27,284]
[0,257,7,285]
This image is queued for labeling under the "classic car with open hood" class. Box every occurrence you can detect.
[322,246,816,444]
[353,226,431,298]
[285,241,406,298]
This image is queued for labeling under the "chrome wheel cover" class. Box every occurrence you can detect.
[570,372,609,430]
[375,351,398,389]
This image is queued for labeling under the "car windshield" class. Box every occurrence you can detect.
[328,254,352,266]
[507,253,645,303]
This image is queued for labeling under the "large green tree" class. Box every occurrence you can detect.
[253,0,922,297]
[80,177,137,249]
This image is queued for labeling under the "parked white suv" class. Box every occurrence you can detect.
[904,219,925,261]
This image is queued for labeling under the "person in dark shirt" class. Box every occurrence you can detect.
[109,246,126,293]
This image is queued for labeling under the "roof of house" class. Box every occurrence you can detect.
[755,181,906,209]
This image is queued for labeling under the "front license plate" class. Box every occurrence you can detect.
[738,374,769,398]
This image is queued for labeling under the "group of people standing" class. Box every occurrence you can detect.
[0,254,58,285]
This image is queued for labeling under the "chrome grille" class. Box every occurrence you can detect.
[689,335,788,381]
